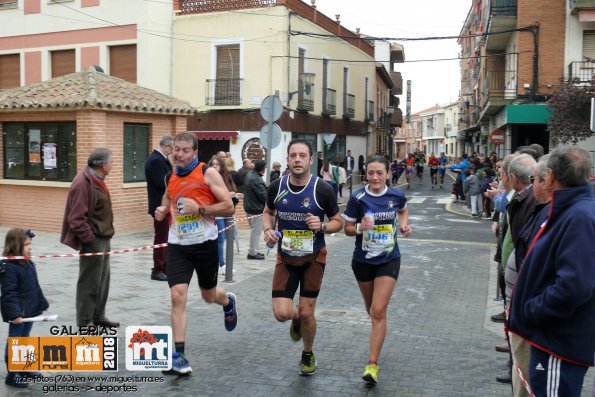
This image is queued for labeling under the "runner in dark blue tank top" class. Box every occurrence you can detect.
[344,155,412,385]
[263,139,342,377]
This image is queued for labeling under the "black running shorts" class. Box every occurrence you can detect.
[166,239,219,290]
[351,257,400,282]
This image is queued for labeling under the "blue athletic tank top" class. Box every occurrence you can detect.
[344,185,407,265]
[274,174,326,256]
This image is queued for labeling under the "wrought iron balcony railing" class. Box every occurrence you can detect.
[568,61,595,83]
[343,93,355,119]
[481,69,517,106]
[205,78,243,106]
[322,88,336,115]
[491,0,517,16]
[569,0,595,13]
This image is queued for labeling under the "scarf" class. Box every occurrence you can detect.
[175,156,199,176]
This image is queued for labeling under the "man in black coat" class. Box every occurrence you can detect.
[343,149,354,188]
[144,135,174,281]
[243,160,268,259]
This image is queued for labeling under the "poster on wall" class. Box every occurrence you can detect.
[29,129,41,163]
[43,143,57,169]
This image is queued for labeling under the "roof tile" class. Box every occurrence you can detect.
[0,66,195,115]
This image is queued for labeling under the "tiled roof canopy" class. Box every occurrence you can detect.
[0,66,195,115]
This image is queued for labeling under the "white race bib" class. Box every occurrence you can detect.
[175,214,205,241]
[281,230,314,256]
[362,224,395,252]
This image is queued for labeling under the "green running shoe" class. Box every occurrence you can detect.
[299,352,316,376]
[362,364,379,384]
[290,317,302,341]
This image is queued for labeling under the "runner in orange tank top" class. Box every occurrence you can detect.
[154,132,237,376]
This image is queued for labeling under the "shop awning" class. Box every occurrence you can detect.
[190,131,239,140]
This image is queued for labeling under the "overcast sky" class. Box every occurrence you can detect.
[314,0,471,114]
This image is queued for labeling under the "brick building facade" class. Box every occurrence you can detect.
[0,67,193,233]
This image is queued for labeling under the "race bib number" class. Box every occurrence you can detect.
[281,230,314,256]
[175,214,205,241]
[362,224,395,252]
[431,165,438,170]
[439,164,446,170]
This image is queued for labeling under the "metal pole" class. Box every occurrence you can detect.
[224,216,235,283]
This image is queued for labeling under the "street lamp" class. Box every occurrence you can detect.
[288,72,316,101]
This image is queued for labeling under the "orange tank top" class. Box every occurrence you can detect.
[167,163,218,245]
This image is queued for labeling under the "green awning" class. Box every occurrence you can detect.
[506,104,551,124]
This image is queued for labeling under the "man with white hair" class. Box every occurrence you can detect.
[508,146,595,397]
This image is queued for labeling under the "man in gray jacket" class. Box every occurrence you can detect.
[243,160,268,259]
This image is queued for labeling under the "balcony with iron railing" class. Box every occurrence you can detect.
[485,0,517,50]
[367,100,374,122]
[570,0,595,14]
[322,88,336,116]
[205,78,243,106]
[568,61,595,83]
[481,69,517,113]
[343,93,355,119]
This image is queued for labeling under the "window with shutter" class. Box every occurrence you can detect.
[110,44,137,83]
[215,45,240,105]
[583,31,595,59]
[0,53,20,89]
[0,0,17,8]
[123,123,149,182]
[51,49,75,78]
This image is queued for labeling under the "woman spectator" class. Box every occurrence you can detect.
[270,161,282,183]
[208,156,241,268]
[320,159,339,198]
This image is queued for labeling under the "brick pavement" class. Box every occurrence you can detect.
[0,217,592,396]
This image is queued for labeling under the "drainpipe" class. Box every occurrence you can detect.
[530,24,539,102]
[170,10,175,97]
[287,11,294,107]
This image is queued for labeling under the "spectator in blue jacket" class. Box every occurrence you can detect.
[508,146,595,397]
[449,153,470,181]
[1,228,49,388]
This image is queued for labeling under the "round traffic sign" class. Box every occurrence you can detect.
[260,95,283,122]
[489,129,505,145]
[260,123,282,149]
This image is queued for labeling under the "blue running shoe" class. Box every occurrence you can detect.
[224,292,238,331]
[166,352,192,375]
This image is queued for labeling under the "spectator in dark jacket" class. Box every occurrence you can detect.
[243,160,268,260]
[508,147,595,397]
[236,159,253,193]
[144,135,173,281]
[1,228,49,388]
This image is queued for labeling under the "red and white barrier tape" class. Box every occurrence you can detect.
[0,213,264,261]
[515,363,535,397]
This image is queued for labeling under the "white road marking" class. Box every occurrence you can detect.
[408,197,427,204]
[445,218,480,223]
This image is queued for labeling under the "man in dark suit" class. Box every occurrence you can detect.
[343,149,354,189]
[144,135,174,281]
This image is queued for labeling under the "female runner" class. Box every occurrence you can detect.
[343,155,412,385]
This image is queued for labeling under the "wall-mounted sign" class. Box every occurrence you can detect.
[242,138,267,162]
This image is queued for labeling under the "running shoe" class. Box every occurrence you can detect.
[290,317,302,341]
[163,352,192,375]
[223,292,238,331]
[362,364,379,384]
[299,352,317,376]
